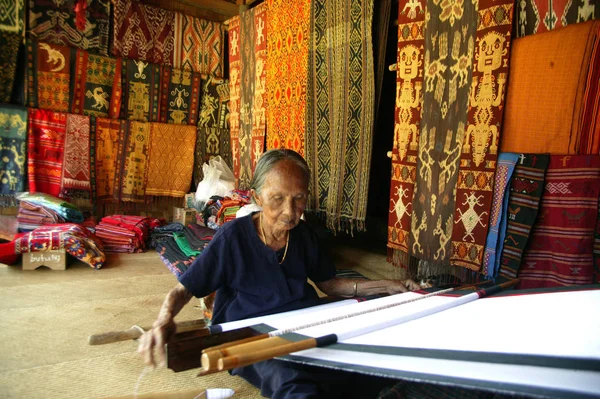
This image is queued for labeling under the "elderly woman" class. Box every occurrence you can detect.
[139,149,419,398]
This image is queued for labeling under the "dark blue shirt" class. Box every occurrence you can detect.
[179,213,336,324]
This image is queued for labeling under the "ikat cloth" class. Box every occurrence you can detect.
[0,0,24,34]
[120,59,161,122]
[27,40,75,113]
[72,49,122,118]
[175,13,225,77]
[27,109,67,198]
[94,117,126,202]
[120,121,150,202]
[158,66,202,125]
[60,114,91,199]
[112,0,175,66]
[498,154,549,280]
[28,0,111,55]
[227,2,267,189]
[518,155,600,289]
[0,32,21,103]
[195,76,232,187]
[305,0,375,232]
[265,0,309,155]
[594,196,600,284]
[146,123,196,197]
[481,153,518,278]
[515,0,598,37]
[0,105,27,201]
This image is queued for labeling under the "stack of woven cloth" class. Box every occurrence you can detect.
[95,215,162,253]
[198,190,251,228]
[16,193,84,232]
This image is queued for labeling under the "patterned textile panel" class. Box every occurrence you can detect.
[28,0,111,56]
[518,155,600,289]
[94,117,126,202]
[0,105,27,200]
[515,0,598,37]
[27,40,75,113]
[0,32,21,103]
[481,153,518,278]
[72,49,122,118]
[120,59,161,122]
[409,0,478,264]
[60,114,91,199]
[112,0,175,66]
[594,196,600,284]
[498,154,550,280]
[578,24,600,155]
[195,76,232,186]
[172,12,183,69]
[120,121,150,202]
[158,66,202,125]
[385,0,426,265]
[228,16,241,184]
[0,0,25,34]
[265,0,310,155]
[27,109,67,198]
[500,21,599,155]
[250,3,268,178]
[14,223,105,269]
[180,14,225,77]
[450,0,514,270]
[305,0,375,232]
[146,123,196,197]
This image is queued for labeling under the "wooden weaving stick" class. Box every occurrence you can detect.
[88,319,206,345]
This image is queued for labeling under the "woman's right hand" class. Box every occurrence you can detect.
[137,317,177,368]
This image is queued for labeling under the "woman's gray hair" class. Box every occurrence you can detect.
[250,149,310,201]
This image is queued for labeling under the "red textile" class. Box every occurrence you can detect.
[27,109,67,197]
[519,155,600,289]
[61,114,91,198]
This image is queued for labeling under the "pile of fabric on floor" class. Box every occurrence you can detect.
[16,192,84,232]
[151,223,215,276]
[95,215,162,253]
[0,223,105,269]
[197,190,251,228]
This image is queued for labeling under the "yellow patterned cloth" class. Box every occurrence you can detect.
[265,0,310,156]
[120,121,150,202]
[146,123,196,197]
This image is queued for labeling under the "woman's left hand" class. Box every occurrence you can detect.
[385,279,421,294]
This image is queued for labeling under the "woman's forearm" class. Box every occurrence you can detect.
[316,277,419,297]
[155,283,194,325]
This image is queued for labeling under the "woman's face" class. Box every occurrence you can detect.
[253,160,308,233]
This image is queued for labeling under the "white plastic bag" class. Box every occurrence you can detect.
[195,156,236,209]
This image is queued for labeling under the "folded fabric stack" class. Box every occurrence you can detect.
[95,215,161,253]
[0,223,105,269]
[197,190,252,228]
[216,197,249,225]
[153,223,215,276]
[16,192,84,231]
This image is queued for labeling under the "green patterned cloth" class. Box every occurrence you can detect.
[0,105,27,204]
[0,32,21,103]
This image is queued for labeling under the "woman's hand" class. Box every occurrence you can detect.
[385,279,421,294]
[137,316,176,368]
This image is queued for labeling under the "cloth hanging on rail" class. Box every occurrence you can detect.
[94,117,126,203]
[157,66,202,125]
[60,113,91,200]
[120,59,161,122]
[0,32,21,103]
[0,104,27,204]
[176,13,225,77]
[119,121,150,202]
[514,0,598,38]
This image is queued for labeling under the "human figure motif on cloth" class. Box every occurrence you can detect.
[462,32,508,167]
[390,185,411,229]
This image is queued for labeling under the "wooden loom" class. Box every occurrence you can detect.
[166,285,600,398]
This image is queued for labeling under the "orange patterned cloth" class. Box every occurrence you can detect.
[265,0,310,155]
[120,121,150,202]
[500,21,600,155]
[94,117,126,203]
[146,123,196,197]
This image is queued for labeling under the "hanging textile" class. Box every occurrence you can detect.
[27,109,67,198]
[120,59,161,122]
[501,21,599,155]
[579,23,600,155]
[497,154,550,280]
[146,123,196,197]
[449,0,514,270]
[305,0,374,232]
[72,50,122,118]
[28,0,111,56]
[112,0,175,66]
[265,0,310,155]
[227,3,268,190]
[0,32,21,103]
[0,0,24,34]
[173,12,183,69]
[27,40,75,113]
[408,0,478,264]
[158,66,202,125]
[180,14,225,77]
[195,76,232,187]
[60,114,91,199]
[0,105,27,204]
[594,197,600,284]
[94,117,126,203]
[518,155,600,289]
[515,0,599,37]
[385,0,426,267]
[481,153,519,278]
[120,121,150,202]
